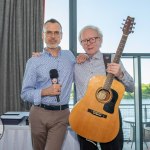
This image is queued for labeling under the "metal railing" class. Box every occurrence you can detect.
[120,103,150,140]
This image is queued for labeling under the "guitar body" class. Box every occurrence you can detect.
[69,75,125,143]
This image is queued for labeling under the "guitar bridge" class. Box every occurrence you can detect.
[87,109,107,118]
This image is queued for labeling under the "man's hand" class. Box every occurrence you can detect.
[76,53,89,64]
[32,52,41,57]
[41,84,61,96]
[106,63,124,79]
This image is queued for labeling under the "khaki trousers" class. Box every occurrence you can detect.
[29,105,70,150]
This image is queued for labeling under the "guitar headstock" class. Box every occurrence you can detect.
[122,16,135,35]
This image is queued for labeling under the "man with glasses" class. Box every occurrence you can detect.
[21,18,76,150]
[74,25,134,150]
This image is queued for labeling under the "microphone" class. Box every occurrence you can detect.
[49,69,60,102]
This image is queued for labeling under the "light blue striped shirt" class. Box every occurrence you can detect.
[21,49,75,105]
[74,51,134,101]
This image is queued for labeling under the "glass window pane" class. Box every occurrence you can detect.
[77,1,150,54]
[121,58,135,149]
[45,0,69,50]
[141,59,150,120]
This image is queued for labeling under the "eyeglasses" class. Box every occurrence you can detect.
[44,31,62,37]
[81,37,100,45]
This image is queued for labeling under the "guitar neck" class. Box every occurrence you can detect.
[103,74,114,90]
[103,34,128,90]
[102,16,135,90]
[113,34,128,64]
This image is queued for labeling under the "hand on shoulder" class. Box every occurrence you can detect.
[76,53,89,64]
[32,52,41,57]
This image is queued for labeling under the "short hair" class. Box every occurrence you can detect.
[43,18,62,31]
[78,25,103,44]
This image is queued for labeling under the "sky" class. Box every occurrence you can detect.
[77,0,150,53]
[45,0,150,83]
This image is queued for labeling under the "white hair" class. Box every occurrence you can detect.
[78,25,103,44]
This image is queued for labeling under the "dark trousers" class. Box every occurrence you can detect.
[78,111,123,150]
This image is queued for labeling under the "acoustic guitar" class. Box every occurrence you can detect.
[69,16,135,143]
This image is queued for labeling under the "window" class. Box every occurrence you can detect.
[45,0,69,50]
[77,0,150,54]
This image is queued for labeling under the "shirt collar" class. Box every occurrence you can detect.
[43,47,61,57]
[89,50,103,60]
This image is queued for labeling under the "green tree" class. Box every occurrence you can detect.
[142,83,150,99]
[123,83,150,99]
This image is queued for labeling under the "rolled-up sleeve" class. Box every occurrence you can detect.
[118,61,134,92]
[21,59,42,105]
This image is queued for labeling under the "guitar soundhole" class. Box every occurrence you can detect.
[95,88,112,103]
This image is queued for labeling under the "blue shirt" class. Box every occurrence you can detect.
[21,49,75,105]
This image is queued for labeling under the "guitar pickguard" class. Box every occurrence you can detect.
[103,89,118,114]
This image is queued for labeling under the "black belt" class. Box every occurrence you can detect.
[37,104,69,111]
